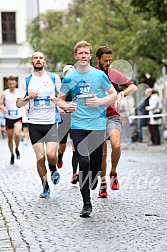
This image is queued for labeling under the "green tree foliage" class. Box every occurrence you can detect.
[26,0,167,83]
[130,0,167,23]
[27,11,76,71]
[130,0,167,82]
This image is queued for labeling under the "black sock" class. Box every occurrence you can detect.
[42,180,49,190]
[48,163,57,173]
[58,150,63,162]
[72,151,79,174]
[15,148,19,153]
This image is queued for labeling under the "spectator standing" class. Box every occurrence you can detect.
[138,88,151,142]
[146,89,162,145]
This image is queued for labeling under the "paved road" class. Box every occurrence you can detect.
[0,137,167,252]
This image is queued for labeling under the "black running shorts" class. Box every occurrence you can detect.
[28,123,58,145]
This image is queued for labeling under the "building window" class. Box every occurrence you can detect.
[1,12,16,44]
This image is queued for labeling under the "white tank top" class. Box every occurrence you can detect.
[4,89,22,119]
[18,72,61,124]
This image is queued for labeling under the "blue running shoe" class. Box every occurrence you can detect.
[51,171,60,185]
[39,188,50,198]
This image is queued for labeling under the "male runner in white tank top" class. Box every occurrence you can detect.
[0,76,22,164]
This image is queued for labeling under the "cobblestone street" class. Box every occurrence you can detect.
[0,137,167,252]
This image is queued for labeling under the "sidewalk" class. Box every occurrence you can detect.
[122,141,167,153]
[0,137,167,252]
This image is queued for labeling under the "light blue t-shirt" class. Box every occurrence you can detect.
[61,67,112,130]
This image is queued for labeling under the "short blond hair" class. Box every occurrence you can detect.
[74,40,93,54]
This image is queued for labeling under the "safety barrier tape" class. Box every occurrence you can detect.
[128,113,167,119]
